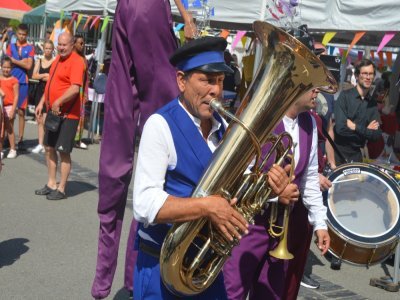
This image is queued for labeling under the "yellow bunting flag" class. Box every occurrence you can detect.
[322,32,336,46]
[83,16,93,30]
[386,52,392,67]
[220,29,230,39]
[75,14,83,30]
[346,32,366,58]
[101,16,110,33]
[179,30,185,46]
[241,36,247,47]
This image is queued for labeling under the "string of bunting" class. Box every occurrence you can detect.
[58,12,112,33]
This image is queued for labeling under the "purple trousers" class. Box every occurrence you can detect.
[91,0,179,298]
[224,201,313,300]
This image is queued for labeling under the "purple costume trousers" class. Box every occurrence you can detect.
[91,0,179,298]
[223,113,314,300]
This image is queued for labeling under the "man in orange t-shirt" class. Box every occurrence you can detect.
[35,32,85,200]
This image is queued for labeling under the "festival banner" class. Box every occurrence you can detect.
[322,32,336,46]
[377,32,396,53]
[241,36,247,47]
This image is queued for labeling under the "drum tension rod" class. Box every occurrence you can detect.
[367,245,378,268]
[338,240,348,263]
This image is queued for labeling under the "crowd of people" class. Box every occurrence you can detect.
[0,0,398,299]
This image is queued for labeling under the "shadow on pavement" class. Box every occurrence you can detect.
[66,180,97,197]
[0,238,30,268]
[113,287,132,300]
[304,249,326,275]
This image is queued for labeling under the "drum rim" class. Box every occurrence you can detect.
[323,163,400,244]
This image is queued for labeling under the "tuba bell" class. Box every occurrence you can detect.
[159,20,337,297]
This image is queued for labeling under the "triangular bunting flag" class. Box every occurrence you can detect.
[101,16,110,33]
[220,29,230,39]
[346,32,366,58]
[90,16,101,30]
[83,16,93,30]
[386,52,393,67]
[75,14,83,30]
[322,32,336,46]
[231,31,246,51]
[377,32,396,53]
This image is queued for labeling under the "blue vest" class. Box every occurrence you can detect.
[138,98,226,247]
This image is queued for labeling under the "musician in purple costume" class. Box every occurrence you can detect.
[91,0,196,298]
[223,89,331,300]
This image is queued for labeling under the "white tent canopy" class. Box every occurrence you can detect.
[45,0,400,32]
[170,0,400,32]
[45,0,117,15]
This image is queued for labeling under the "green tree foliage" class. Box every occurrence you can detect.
[8,19,21,29]
[24,0,46,8]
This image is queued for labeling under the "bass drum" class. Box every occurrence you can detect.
[323,163,400,266]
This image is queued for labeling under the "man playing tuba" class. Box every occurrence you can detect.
[131,36,292,299]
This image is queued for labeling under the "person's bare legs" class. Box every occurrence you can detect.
[6,117,16,151]
[17,108,25,143]
[46,146,58,190]
[58,152,71,193]
[38,113,46,146]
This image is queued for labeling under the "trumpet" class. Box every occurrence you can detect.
[268,144,297,260]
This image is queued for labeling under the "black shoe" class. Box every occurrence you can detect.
[35,185,56,195]
[46,189,67,200]
[331,257,342,270]
[301,274,320,289]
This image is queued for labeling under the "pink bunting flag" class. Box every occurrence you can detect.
[70,13,78,23]
[231,31,246,51]
[90,16,101,30]
[377,32,396,53]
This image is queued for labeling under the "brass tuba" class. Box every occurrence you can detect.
[160,21,337,297]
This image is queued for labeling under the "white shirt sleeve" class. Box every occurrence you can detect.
[300,117,328,231]
[132,114,176,227]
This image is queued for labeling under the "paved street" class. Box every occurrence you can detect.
[0,121,399,299]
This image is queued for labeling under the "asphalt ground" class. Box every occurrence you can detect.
[1,120,399,299]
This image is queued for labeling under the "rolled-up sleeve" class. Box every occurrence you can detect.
[133,114,174,226]
[300,120,328,231]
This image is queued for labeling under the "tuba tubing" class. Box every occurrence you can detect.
[159,20,337,297]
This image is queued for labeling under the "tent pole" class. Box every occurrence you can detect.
[95,1,109,75]
[41,13,48,40]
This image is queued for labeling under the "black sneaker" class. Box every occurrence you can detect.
[35,185,56,195]
[301,274,320,289]
[46,189,67,200]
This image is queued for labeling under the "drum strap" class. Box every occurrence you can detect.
[321,122,349,165]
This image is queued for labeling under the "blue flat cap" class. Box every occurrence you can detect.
[170,36,234,74]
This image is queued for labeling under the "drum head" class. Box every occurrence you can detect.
[324,163,400,245]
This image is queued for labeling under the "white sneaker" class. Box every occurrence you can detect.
[79,142,88,149]
[31,144,44,154]
[7,149,17,159]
